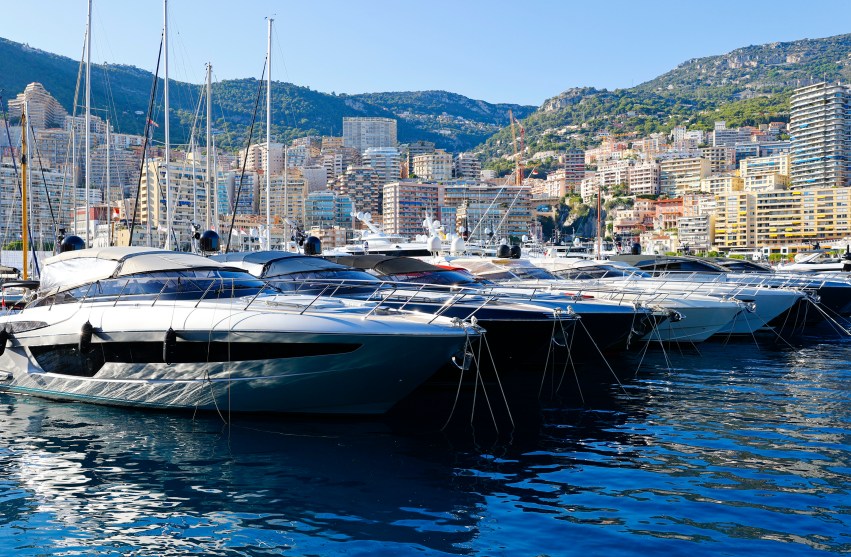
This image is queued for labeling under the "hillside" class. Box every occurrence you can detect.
[477,33,851,164]
[0,37,534,152]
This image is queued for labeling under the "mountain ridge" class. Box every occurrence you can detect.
[0,36,535,152]
[476,33,851,165]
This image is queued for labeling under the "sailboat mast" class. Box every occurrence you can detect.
[21,110,28,280]
[163,0,171,250]
[106,120,111,245]
[596,182,602,259]
[205,63,212,231]
[265,17,273,250]
[212,134,219,231]
[84,0,92,247]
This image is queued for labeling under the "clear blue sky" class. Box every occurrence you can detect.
[4,0,851,106]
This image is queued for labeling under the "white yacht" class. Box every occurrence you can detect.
[441,256,744,343]
[776,250,851,273]
[0,247,476,415]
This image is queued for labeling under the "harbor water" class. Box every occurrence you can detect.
[0,336,849,556]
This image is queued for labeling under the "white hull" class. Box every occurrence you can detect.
[0,298,471,414]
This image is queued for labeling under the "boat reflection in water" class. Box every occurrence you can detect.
[0,394,485,555]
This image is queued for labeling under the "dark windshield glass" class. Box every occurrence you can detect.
[382,269,483,287]
[34,269,272,305]
[554,266,650,279]
[269,269,382,295]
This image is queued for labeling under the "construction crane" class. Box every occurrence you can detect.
[508,109,525,186]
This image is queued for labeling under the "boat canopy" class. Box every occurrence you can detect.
[326,255,444,276]
[213,251,350,278]
[40,247,234,292]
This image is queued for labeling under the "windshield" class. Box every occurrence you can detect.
[32,269,272,306]
[553,266,651,279]
[269,269,382,295]
[381,269,485,287]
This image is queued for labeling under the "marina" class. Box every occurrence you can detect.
[3,1,851,554]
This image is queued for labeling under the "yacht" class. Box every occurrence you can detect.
[528,258,747,343]
[213,251,579,367]
[0,247,476,415]
[776,250,851,273]
[582,255,810,335]
[329,254,664,359]
[440,256,743,344]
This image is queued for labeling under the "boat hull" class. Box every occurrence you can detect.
[0,301,472,415]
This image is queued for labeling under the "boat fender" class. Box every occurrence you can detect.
[163,328,177,364]
[0,327,8,356]
[497,244,511,258]
[79,321,93,354]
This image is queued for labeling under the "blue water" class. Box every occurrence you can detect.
[0,337,849,556]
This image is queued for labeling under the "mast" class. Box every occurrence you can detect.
[265,17,273,250]
[212,134,219,231]
[284,146,288,250]
[20,110,28,280]
[596,182,602,259]
[163,0,171,250]
[84,0,92,247]
[190,135,197,227]
[106,120,111,245]
[205,62,212,230]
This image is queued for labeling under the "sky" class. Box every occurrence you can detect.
[4,0,851,107]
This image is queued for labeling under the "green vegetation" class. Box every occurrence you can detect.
[0,37,534,153]
[475,33,851,163]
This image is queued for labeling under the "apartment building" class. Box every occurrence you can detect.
[454,153,481,181]
[332,165,384,219]
[382,181,442,237]
[442,184,531,242]
[790,82,851,188]
[714,186,851,248]
[7,82,68,129]
[740,153,791,178]
[304,191,354,230]
[701,146,735,173]
[659,157,711,196]
[362,147,402,186]
[714,191,755,249]
[342,117,398,152]
[627,161,660,196]
[654,198,684,231]
[412,150,453,182]
[699,173,743,196]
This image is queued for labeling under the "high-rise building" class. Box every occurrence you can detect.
[383,181,442,237]
[332,165,383,219]
[441,184,532,241]
[139,159,210,242]
[454,153,481,181]
[7,82,68,130]
[790,82,851,189]
[342,117,397,152]
[362,147,402,186]
[561,149,586,190]
[304,190,354,230]
[412,150,453,182]
[627,161,660,196]
[659,157,711,196]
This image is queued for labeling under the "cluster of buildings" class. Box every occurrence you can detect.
[3,79,851,256]
[521,81,851,256]
[1,82,527,250]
